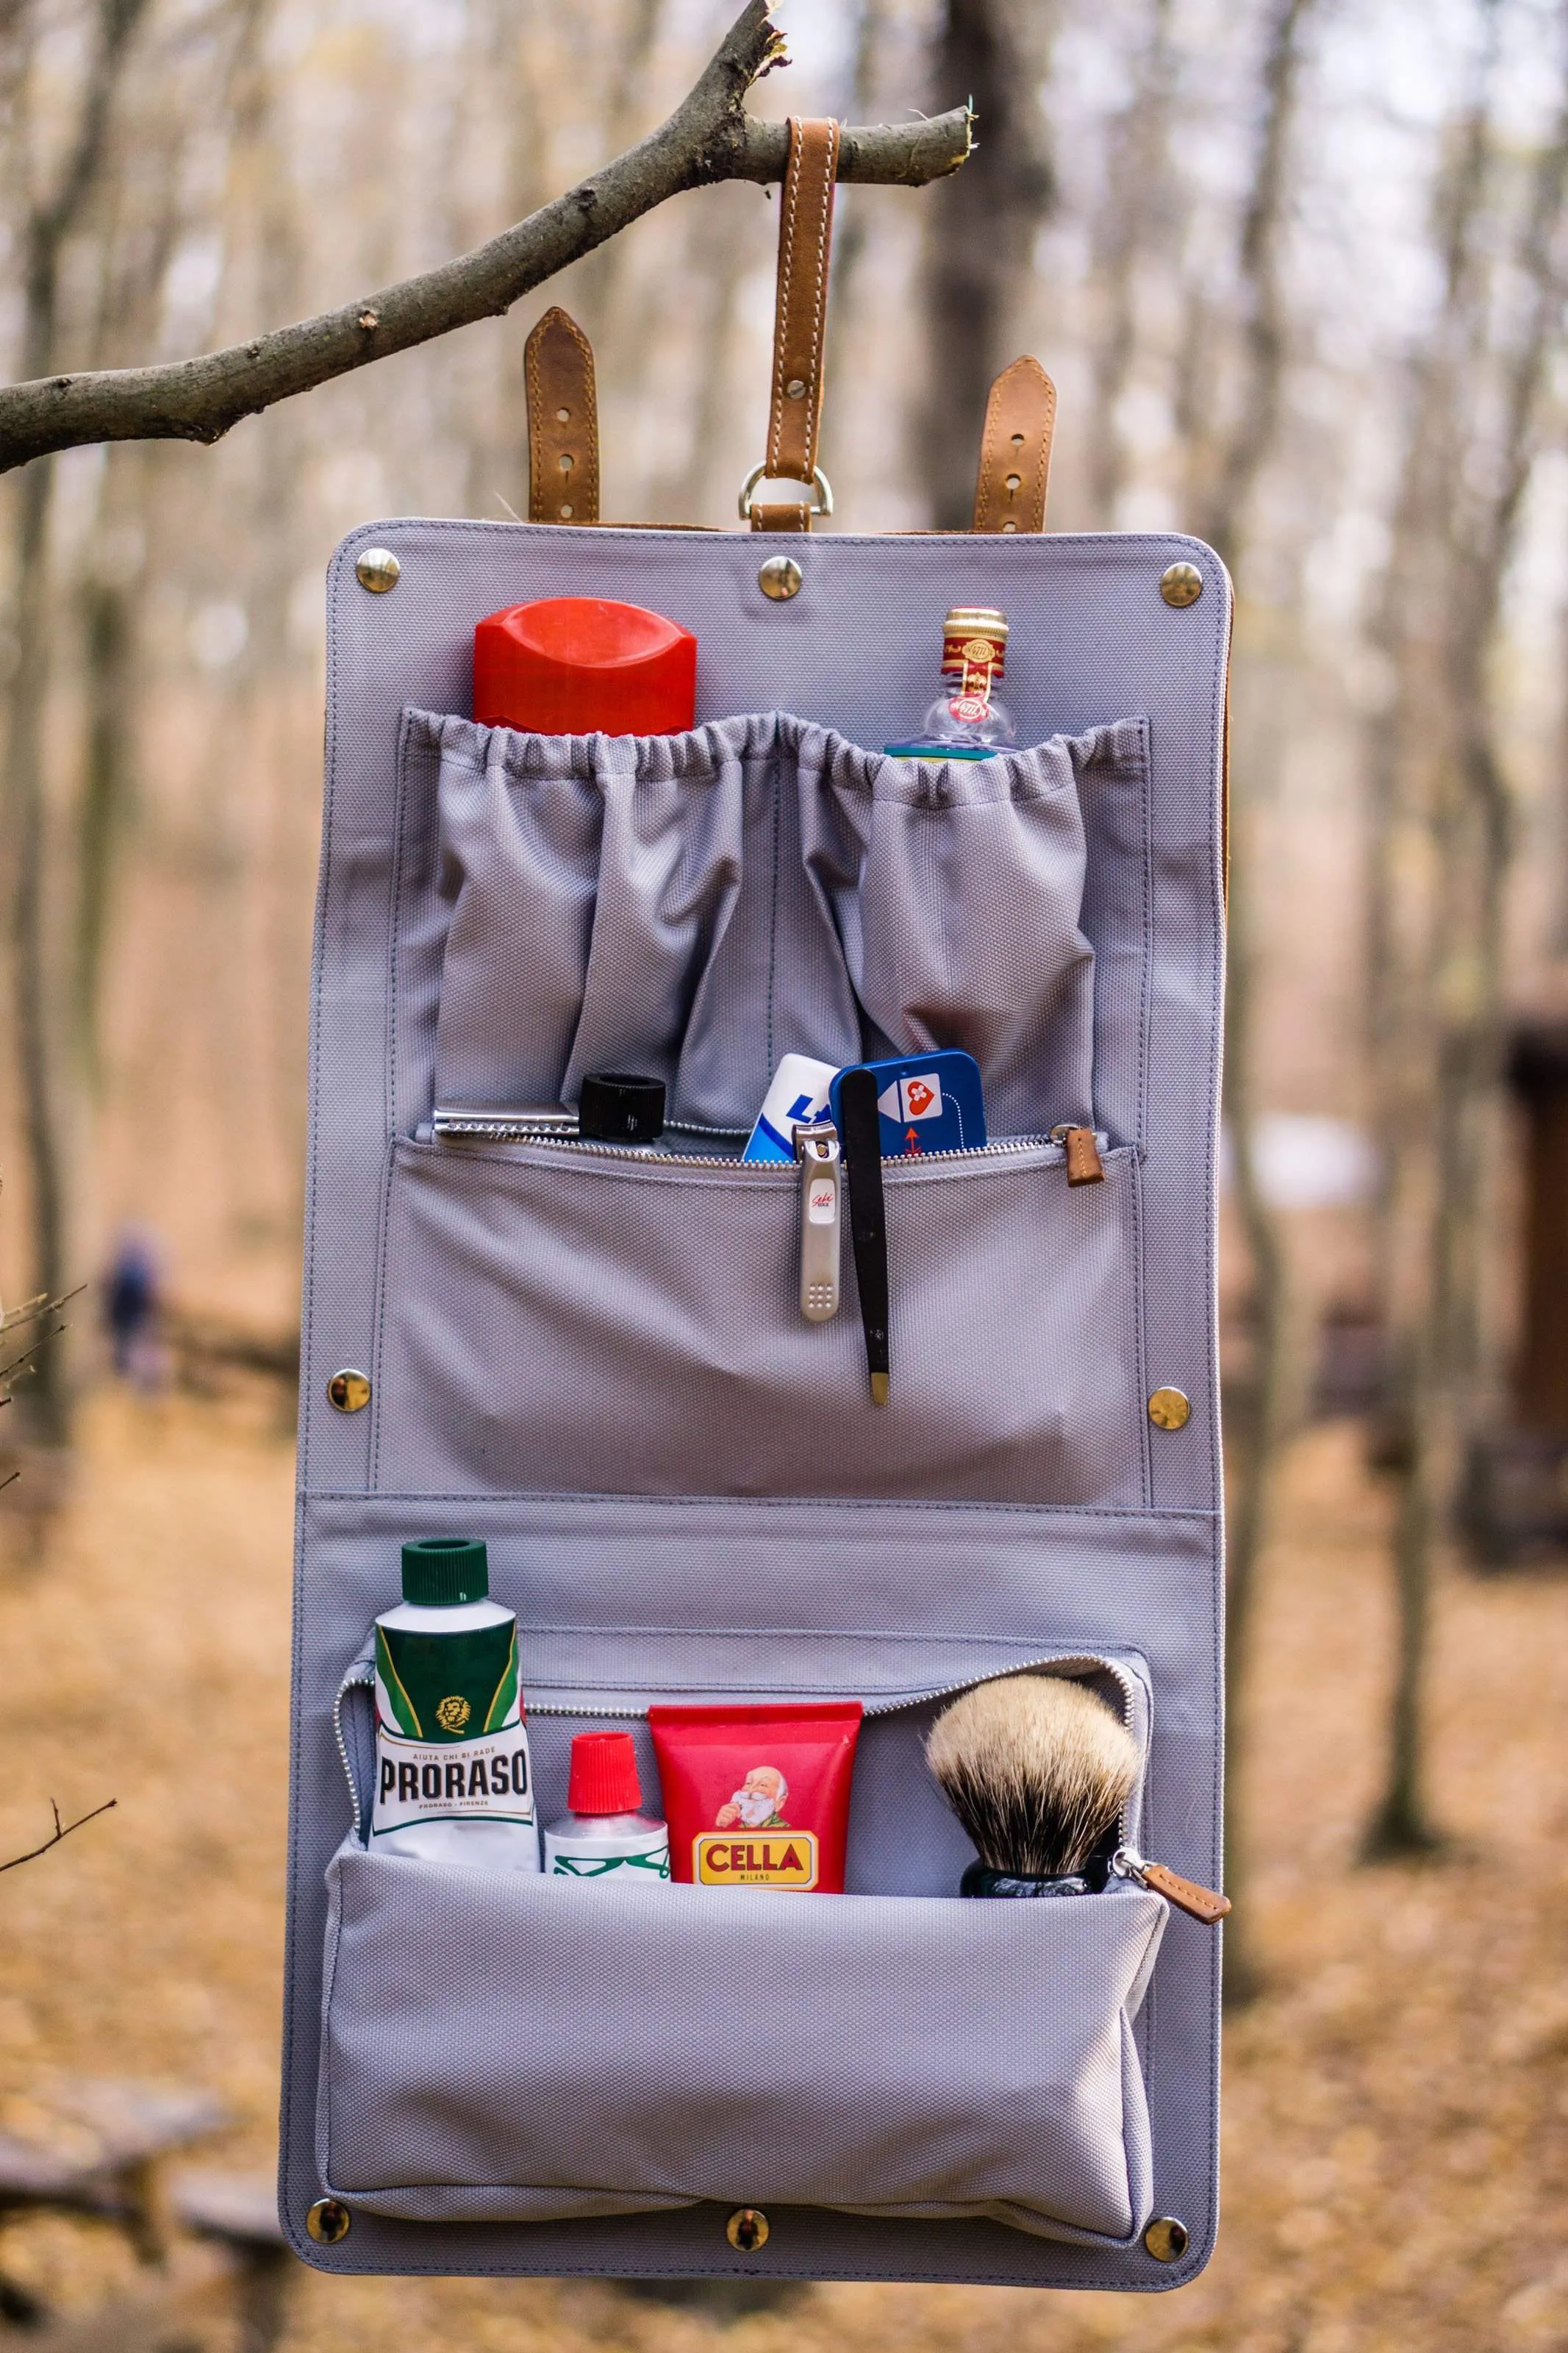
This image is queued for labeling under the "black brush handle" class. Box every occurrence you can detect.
[837,1066,890,1405]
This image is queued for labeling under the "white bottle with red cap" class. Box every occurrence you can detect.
[543,1732,670,1882]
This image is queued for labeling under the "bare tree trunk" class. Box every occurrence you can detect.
[1364,0,1567,1854]
[7,453,69,1445]
[1086,0,1175,526]
[3,0,149,1448]
[1220,818,1299,1994]
[72,549,137,1088]
[1189,0,1318,2002]
[919,0,1053,528]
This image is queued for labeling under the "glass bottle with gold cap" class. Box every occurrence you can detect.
[885,607,1016,761]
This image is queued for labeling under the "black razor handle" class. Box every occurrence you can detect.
[837,1065,890,1406]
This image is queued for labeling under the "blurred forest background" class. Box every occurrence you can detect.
[2,0,1568,2346]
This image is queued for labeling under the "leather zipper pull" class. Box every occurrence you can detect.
[1051,1124,1105,1187]
[1112,1847,1231,1925]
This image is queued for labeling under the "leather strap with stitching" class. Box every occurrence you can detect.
[972,356,1056,534]
[525,306,599,524]
[753,115,840,530]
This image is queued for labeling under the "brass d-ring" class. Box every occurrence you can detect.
[737,465,834,522]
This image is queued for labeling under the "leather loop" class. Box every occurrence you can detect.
[753,116,840,529]
[525,307,599,524]
[750,501,813,534]
[971,357,1056,535]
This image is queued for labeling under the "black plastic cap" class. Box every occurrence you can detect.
[401,1537,489,1607]
[579,1072,665,1143]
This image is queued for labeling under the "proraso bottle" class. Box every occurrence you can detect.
[370,1537,540,1869]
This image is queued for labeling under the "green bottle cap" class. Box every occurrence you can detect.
[401,1537,489,1607]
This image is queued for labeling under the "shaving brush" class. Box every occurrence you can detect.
[926,1675,1140,1898]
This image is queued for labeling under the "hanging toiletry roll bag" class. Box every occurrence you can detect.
[280,116,1231,2294]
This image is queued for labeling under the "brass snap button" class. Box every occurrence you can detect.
[726,2206,770,2252]
[1159,561,1203,607]
[1148,1387,1191,1431]
[758,556,803,601]
[1144,2214,1189,2263]
[326,1368,371,1414]
[307,2197,352,2244]
[354,547,401,593]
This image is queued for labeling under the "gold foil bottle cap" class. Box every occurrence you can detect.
[943,606,1009,642]
[941,606,1009,679]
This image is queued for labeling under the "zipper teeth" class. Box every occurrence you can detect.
[526,1652,1140,1847]
[333,1665,373,1837]
[336,1654,1141,1852]
[431,1132,1078,1173]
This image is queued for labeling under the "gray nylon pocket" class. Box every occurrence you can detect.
[317,1843,1164,2241]
[418,710,1130,1136]
[370,1137,1146,1504]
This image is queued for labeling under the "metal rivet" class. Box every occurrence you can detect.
[786,378,806,399]
[1159,561,1203,607]
[559,502,573,519]
[758,556,803,601]
[1148,1387,1192,1431]
[726,2207,770,2252]
[1144,2215,1189,2263]
[354,547,400,594]
[326,1369,371,1414]
[307,2198,352,2245]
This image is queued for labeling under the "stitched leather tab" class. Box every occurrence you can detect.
[972,357,1056,534]
[525,307,599,524]
[1139,1861,1231,1925]
[1062,1127,1105,1187]
[753,116,840,529]
[750,501,813,535]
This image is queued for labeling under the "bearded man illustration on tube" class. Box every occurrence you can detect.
[715,1765,789,1830]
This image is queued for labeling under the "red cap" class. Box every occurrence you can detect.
[567,1730,643,1816]
[473,597,696,735]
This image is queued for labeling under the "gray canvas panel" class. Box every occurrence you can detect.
[283,1496,1219,2288]
[369,1137,1145,1503]
[318,1847,1164,2243]
[285,518,1229,2294]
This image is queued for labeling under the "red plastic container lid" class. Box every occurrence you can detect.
[567,1729,643,1816]
[473,596,696,736]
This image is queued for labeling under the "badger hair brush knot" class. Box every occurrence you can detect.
[926,1674,1139,1892]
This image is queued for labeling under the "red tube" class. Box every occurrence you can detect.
[648,1703,862,1893]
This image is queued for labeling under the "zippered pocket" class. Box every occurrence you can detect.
[369,1133,1146,1504]
[319,1651,1171,2243]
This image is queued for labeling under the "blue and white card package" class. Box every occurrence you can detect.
[829,1050,987,1157]
[742,1054,840,1163]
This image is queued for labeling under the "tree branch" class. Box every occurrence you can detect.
[0,1797,116,1874]
[0,0,972,474]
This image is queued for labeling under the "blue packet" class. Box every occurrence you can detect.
[828,1050,987,1157]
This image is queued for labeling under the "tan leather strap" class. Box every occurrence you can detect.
[749,501,813,535]
[971,357,1056,534]
[525,307,598,524]
[752,116,840,529]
